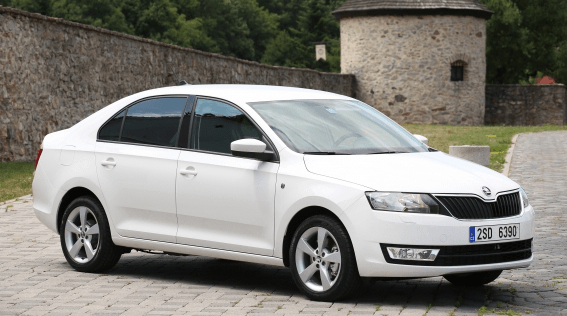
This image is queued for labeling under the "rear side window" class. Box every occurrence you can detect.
[98,97,187,147]
[99,110,125,141]
[120,97,187,147]
[190,99,262,154]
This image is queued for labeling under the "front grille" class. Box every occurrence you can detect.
[436,192,522,220]
[381,239,532,266]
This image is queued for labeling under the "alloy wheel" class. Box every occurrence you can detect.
[63,206,100,263]
[294,227,342,292]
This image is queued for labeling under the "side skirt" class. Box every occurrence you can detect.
[113,236,285,267]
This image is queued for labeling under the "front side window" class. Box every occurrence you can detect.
[190,99,262,154]
[248,99,428,155]
[119,97,187,147]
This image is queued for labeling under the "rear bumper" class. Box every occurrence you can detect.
[32,163,64,234]
[340,196,535,278]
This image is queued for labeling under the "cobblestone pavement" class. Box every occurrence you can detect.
[2,131,567,316]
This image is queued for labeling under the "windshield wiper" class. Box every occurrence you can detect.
[303,152,350,155]
[366,151,409,155]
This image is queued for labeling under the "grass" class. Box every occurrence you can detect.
[544,281,560,287]
[403,124,567,172]
[500,288,517,295]
[1,125,566,203]
[455,294,463,308]
[478,306,522,316]
[0,162,34,203]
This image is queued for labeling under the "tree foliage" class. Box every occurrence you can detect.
[480,0,567,84]
[4,0,567,80]
[2,0,345,72]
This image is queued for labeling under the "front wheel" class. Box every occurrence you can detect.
[289,215,364,301]
[60,196,122,272]
[444,270,503,286]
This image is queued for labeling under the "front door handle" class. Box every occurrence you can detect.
[179,167,197,176]
[101,158,116,167]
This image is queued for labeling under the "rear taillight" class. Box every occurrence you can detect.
[35,145,43,169]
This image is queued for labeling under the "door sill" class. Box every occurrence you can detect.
[112,236,285,267]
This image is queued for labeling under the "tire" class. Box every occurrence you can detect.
[59,196,122,272]
[289,215,363,301]
[444,270,502,286]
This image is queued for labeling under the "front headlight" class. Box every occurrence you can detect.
[365,192,439,214]
[520,188,530,208]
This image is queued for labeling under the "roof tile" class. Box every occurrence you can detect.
[333,0,493,19]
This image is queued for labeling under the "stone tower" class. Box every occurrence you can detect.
[333,0,492,125]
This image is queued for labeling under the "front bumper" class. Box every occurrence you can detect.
[340,196,535,278]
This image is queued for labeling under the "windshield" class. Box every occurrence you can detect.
[248,99,428,155]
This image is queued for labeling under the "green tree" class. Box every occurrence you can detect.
[261,30,312,68]
[3,0,343,72]
[256,0,306,31]
[232,0,278,61]
[552,43,567,84]
[6,0,51,15]
[50,0,132,33]
[480,0,567,84]
[261,0,345,72]
[172,0,278,61]
[515,0,567,80]
[480,0,531,83]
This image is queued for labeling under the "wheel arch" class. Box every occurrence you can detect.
[56,187,102,234]
[282,206,348,267]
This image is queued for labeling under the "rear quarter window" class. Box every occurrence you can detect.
[99,110,125,141]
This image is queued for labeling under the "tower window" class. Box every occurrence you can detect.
[451,60,466,81]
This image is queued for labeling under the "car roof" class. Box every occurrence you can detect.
[142,84,353,104]
[72,84,356,138]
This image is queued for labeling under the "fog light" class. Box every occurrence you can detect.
[387,247,440,261]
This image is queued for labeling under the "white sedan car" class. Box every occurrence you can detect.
[33,85,534,301]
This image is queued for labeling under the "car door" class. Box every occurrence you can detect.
[176,98,279,256]
[95,96,190,243]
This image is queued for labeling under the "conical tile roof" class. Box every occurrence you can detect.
[333,0,493,19]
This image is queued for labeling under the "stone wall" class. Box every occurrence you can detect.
[340,14,487,125]
[485,84,567,126]
[0,7,355,162]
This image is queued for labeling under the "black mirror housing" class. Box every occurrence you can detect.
[232,150,276,162]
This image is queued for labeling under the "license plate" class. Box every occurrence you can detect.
[469,224,520,243]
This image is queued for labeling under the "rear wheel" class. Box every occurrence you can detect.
[60,196,122,272]
[289,215,363,301]
[444,270,503,286]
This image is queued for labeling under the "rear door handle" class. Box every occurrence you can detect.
[101,159,116,167]
[179,167,197,176]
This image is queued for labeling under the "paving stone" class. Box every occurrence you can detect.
[2,132,567,315]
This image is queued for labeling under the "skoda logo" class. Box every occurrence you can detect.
[482,186,492,197]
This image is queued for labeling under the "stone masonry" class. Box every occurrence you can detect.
[339,14,487,125]
[0,7,355,162]
[485,84,567,125]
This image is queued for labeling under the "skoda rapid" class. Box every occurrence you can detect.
[33,85,534,301]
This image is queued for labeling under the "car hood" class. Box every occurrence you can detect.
[303,152,519,200]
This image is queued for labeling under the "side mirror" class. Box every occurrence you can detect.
[231,139,275,161]
[414,134,429,146]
